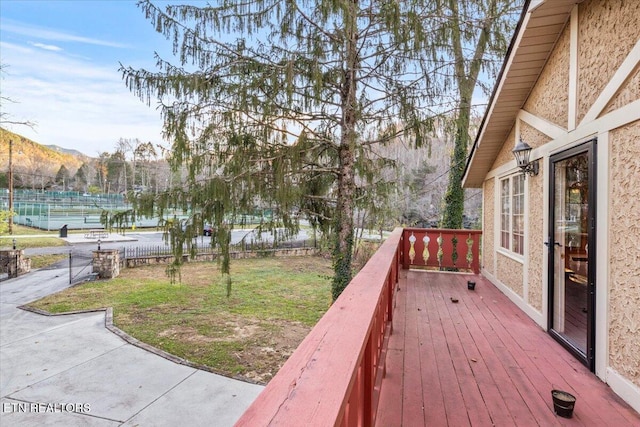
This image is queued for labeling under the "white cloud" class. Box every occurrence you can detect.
[30,42,63,52]
[1,19,130,49]
[1,41,167,155]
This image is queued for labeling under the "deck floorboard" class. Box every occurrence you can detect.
[376,271,640,426]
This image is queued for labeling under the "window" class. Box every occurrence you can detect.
[500,174,525,255]
[501,180,510,248]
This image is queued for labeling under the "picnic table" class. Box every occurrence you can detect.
[84,230,109,239]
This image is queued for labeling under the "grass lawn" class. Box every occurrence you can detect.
[0,237,68,249]
[1,225,68,268]
[1,225,68,250]
[3,224,57,235]
[29,256,333,383]
[30,254,69,269]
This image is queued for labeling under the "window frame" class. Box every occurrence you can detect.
[499,173,525,257]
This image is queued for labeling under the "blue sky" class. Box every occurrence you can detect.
[0,0,180,156]
[1,1,502,158]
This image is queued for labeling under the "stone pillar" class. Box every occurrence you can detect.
[1,249,31,278]
[92,249,120,279]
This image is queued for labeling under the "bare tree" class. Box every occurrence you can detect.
[0,64,36,129]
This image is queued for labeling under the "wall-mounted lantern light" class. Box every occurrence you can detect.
[512,138,539,176]
[97,239,101,251]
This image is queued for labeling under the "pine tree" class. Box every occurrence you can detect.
[119,0,487,299]
[74,163,89,189]
[55,165,70,189]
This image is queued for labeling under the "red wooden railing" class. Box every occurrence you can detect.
[234,227,481,426]
[235,227,402,426]
[402,228,481,274]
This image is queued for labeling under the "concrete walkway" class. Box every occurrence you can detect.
[0,268,263,426]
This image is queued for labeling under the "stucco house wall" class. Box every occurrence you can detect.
[524,24,570,127]
[577,0,640,123]
[609,121,640,388]
[491,128,517,170]
[469,0,640,411]
[482,178,495,276]
[519,122,551,150]
[602,66,640,115]
[496,254,523,297]
[527,165,544,313]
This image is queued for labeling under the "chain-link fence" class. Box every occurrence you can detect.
[0,189,187,230]
[38,250,96,285]
[68,250,95,284]
[2,189,276,231]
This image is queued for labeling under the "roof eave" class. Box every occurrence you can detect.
[462,0,579,188]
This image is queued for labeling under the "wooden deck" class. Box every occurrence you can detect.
[376,271,640,426]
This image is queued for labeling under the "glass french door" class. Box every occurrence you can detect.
[548,140,596,370]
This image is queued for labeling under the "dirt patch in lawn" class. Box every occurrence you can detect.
[235,320,312,383]
[151,318,312,383]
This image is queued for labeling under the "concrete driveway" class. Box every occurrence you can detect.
[0,268,263,426]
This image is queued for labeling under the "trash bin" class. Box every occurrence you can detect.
[60,224,68,238]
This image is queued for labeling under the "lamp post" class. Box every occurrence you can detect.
[512,138,540,176]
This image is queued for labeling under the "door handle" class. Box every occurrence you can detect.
[544,242,562,247]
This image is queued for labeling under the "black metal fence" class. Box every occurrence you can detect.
[123,245,213,259]
[122,239,317,260]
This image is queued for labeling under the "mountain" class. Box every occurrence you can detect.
[45,144,90,158]
[0,128,90,188]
